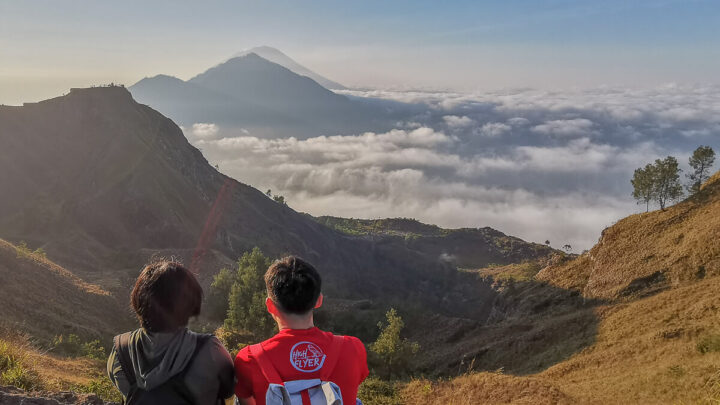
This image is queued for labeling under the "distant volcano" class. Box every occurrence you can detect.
[233,46,346,90]
[130,52,393,138]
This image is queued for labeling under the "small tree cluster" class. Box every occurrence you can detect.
[632,146,716,211]
[210,248,276,343]
[265,189,287,205]
[369,308,420,379]
[631,156,683,211]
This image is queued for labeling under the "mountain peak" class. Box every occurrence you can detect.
[226,52,272,65]
[232,46,347,90]
[135,74,184,84]
[244,46,284,55]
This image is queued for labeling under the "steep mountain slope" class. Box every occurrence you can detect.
[537,170,720,299]
[188,53,352,118]
[234,46,346,90]
[0,239,131,341]
[130,54,391,138]
[404,171,720,404]
[405,274,720,404]
[314,216,556,269]
[0,87,499,322]
[129,74,294,129]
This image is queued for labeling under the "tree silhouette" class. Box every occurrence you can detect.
[653,156,683,210]
[632,156,684,211]
[631,163,656,212]
[687,146,715,194]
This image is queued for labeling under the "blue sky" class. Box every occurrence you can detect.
[1,0,719,104]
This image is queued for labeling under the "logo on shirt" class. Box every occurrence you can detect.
[290,341,326,372]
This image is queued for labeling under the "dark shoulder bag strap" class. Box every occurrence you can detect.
[114,332,139,404]
[167,333,213,404]
[114,333,137,385]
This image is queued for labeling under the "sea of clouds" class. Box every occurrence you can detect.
[185,84,720,251]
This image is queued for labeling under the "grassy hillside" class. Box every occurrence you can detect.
[314,216,556,269]
[407,275,720,404]
[0,238,132,341]
[537,170,720,300]
[403,171,720,404]
[0,332,117,402]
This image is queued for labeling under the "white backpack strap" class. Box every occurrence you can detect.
[320,382,342,404]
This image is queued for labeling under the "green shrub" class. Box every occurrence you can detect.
[370,308,420,379]
[1,364,39,390]
[216,248,276,342]
[214,326,251,356]
[81,340,107,361]
[73,377,122,403]
[208,267,236,320]
[14,241,47,260]
[697,334,720,354]
[357,377,402,405]
[52,334,106,360]
[0,340,41,390]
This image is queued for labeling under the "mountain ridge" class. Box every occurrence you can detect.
[233,46,347,90]
[314,215,556,269]
[0,86,529,324]
[537,169,720,300]
[0,238,132,341]
[129,53,393,138]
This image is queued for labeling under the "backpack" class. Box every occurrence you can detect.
[249,335,346,405]
[113,332,212,405]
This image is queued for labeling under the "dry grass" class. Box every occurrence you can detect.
[5,239,110,296]
[400,171,720,404]
[0,238,133,341]
[0,332,102,390]
[541,275,720,404]
[537,171,720,300]
[402,275,720,404]
[403,372,572,405]
[474,261,545,282]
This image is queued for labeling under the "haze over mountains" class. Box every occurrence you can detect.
[130,52,401,138]
[126,47,720,252]
[2,62,720,405]
[233,46,347,90]
[0,86,556,340]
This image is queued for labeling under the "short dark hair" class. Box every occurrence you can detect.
[264,256,322,315]
[131,261,203,332]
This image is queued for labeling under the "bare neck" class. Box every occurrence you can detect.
[273,312,315,331]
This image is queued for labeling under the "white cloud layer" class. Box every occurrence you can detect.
[191,123,219,139]
[189,85,720,251]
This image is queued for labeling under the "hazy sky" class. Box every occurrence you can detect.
[2,0,720,104]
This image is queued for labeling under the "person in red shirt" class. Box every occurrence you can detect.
[234,256,369,405]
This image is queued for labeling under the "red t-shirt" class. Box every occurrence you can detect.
[234,327,369,405]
